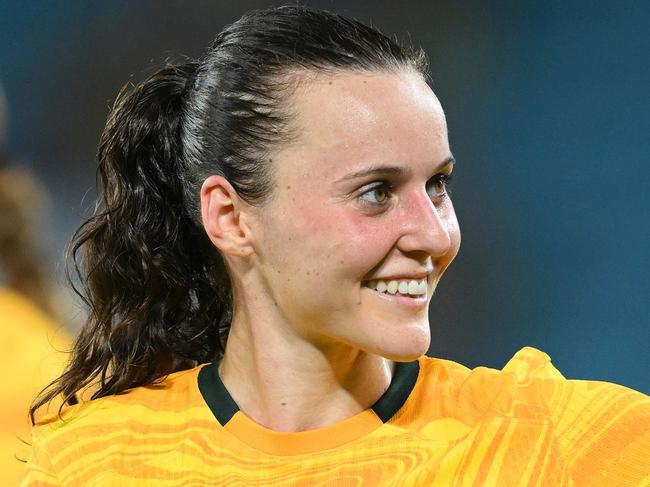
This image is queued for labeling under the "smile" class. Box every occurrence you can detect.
[362,278,430,309]
[364,278,427,296]
[363,286,429,309]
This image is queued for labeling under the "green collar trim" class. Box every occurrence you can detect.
[198,358,420,426]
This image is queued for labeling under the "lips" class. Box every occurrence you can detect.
[363,285,429,309]
[364,278,427,296]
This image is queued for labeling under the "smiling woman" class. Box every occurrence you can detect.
[21,5,649,486]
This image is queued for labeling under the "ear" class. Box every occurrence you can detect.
[200,175,255,257]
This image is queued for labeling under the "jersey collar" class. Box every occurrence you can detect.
[197,358,420,455]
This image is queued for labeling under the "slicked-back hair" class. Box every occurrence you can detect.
[31,5,430,423]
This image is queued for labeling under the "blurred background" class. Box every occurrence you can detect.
[0,0,648,394]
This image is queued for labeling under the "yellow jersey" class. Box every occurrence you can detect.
[0,288,70,486]
[21,347,649,486]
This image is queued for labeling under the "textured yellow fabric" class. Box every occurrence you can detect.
[21,347,650,486]
[0,288,70,486]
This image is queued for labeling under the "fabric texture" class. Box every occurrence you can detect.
[20,347,650,486]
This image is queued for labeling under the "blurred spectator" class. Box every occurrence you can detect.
[0,85,71,485]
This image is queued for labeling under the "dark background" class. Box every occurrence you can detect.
[1,0,648,393]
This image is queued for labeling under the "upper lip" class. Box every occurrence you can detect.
[365,272,433,282]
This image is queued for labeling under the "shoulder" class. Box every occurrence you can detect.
[25,364,210,483]
[411,347,560,423]
[34,364,207,434]
[417,347,650,484]
[24,366,213,485]
[418,346,649,421]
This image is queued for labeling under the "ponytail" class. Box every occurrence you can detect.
[31,5,430,422]
[30,63,232,423]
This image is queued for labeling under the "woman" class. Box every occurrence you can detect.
[0,91,71,485]
[23,5,648,486]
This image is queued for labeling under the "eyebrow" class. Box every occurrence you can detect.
[336,156,456,183]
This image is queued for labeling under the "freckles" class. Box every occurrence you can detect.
[346,212,394,245]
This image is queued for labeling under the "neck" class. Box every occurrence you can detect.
[219,312,395,433]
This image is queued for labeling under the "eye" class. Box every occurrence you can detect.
[427,174,454,199]
[358,182,393,207]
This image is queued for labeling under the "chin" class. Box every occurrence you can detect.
[369,324,431,362]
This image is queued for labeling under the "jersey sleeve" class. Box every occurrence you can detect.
[547,378,650,486]
[504,347,650,486]
[19,428,61,487]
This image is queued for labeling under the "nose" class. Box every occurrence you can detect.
[396,191,453,259]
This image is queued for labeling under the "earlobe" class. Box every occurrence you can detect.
[200,175,255,256]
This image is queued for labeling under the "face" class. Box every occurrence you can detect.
[247,70,460,361]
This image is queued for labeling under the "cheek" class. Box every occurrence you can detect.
[329,210,399,278]
[344,210,395,249]
[276,205,394,281]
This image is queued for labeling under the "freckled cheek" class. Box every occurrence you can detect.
[342,212,399,263]
[293,210,394,276]
[275,209,346,271]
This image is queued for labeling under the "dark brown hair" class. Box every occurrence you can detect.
[30,4,429,423]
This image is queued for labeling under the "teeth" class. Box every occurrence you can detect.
[408,280,420,294]
[387,281,399,294]
[365,278,428,296]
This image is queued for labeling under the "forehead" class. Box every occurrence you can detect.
[275,70,449,186]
